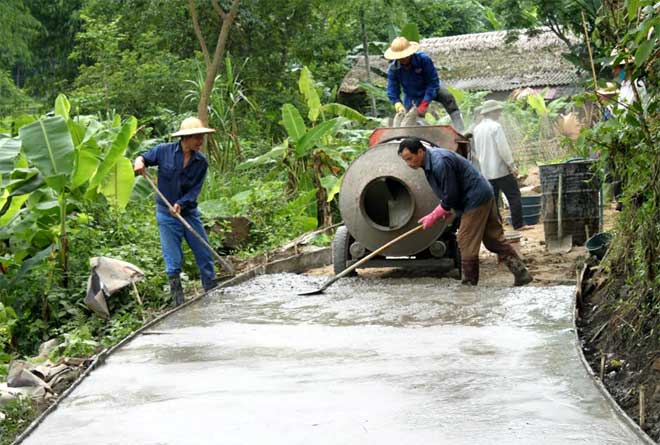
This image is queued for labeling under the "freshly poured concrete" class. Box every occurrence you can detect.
[22,274,644,444]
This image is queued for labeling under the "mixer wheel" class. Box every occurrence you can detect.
[333,226,357,276]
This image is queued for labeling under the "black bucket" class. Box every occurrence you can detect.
[586,232,613,260]
[539,160,601,246]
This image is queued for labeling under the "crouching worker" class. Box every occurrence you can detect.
[133,117,217,306]
[397,137,532,286]
[384,37,465,131]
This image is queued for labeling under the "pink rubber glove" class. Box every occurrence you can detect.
[416,101,430,116]
[419,204,451,229]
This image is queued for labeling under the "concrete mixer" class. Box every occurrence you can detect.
[333,125,470,275]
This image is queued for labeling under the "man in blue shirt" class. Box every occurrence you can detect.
[385,37,464,131]
[133,117,218,306]
[398,137,532,286]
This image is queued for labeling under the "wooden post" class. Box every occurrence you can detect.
[132,281,146,323]
[359,6,378,117]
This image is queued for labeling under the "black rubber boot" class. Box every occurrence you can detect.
[461,259,479,285]
[503,256,533,286]
[449,110,465,132]
[169,275,185,306]
[203,278,218,292]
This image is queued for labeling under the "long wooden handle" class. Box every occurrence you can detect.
[557,174,563,239]
[318,224,425,292]
[142,172,235,275]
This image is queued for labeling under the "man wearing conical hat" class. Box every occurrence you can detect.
[384,36,464,131]
[133,117,218,306]
[472,99,529,231]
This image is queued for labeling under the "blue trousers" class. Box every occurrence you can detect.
[156,209,215,288]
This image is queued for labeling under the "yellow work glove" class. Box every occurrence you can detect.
[394,102,405,114]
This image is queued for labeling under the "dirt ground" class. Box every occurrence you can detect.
[304,210,597,288]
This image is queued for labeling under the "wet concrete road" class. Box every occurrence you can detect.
[22,274,645,444]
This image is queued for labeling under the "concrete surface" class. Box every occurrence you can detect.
[21,274,645,444]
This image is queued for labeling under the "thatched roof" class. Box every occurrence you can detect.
[340,29,584,95]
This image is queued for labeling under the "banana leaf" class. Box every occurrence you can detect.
[282,104,307,142]
[0,136,21,175]
[320,103,369,124]
[18,116,75,193]
[295,119,338,159]
[299,67,321,123]
[88,116,137,193]
[99,157,135,209]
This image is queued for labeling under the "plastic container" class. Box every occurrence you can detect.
[521,194,542,206]
[539,160,600,246]
[508,211,541,226]
[586,232,613,260]
[507,194,543,226]
[508,198,542,225]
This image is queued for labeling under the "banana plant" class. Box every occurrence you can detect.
[0,94,138,289]
[526,92,569,139]
[240,67,373,227]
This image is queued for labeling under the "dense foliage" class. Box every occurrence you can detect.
[574,1,659,350]
[0,0,505,370]
[1,0,656,441]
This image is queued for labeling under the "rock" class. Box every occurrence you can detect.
[38,339,60,358]
[29,386,54,413]
[0,411,5,422]
[209,216,252,250]
[652,357,660,372]
[49,366,81,394]
[62,357,89,367]
[31,363,68,383]
[30,363,53,382]
[0,385,16,407]
[7,361,51,390]
[0,382,48,400]
[1,382,55,413]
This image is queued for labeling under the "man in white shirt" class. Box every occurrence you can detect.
[611,50,648,112]
[472,100,530,231]
[601,51,647,211]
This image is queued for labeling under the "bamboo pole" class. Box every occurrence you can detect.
[639,385,646,428]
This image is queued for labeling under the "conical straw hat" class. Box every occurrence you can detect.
[171,117,216,137]
[384,37,420,60]
[480,100,503,114]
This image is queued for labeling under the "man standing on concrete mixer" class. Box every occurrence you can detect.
[384,36,465,131]
[133,117,218,306]
[398,137,532,286]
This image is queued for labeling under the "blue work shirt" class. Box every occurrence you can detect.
[141,141,208,216]
[387,52,441,110]
[424,146,493,214]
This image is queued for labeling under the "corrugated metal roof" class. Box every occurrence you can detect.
[340,29,585,94]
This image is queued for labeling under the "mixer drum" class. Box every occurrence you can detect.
[338,141,447,257]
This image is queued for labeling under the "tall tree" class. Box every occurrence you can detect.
[187,0,241,125]
[23,0,83,100]
[0,0,40,84]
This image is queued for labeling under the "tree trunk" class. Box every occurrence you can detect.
[59,193,68,289]
[187,0,241,125]
[313,154,332,228]
[359,7,377,117]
